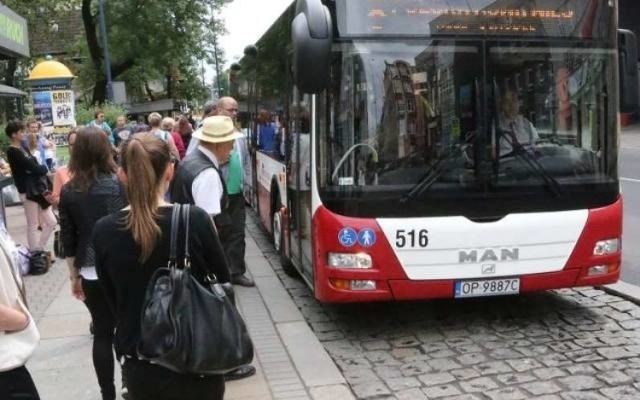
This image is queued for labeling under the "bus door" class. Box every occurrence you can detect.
[288,92,313,279]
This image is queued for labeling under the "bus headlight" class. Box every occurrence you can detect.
[328,253,373,269]
[593,239,620,256]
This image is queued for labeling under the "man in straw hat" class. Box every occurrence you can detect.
[171,115,257,381]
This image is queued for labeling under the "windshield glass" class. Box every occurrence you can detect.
[317,40,618,219]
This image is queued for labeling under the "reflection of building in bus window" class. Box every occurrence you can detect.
[556,66,571,131]
[496,90,539,156]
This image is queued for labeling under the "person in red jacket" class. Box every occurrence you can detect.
[162,117,186,159]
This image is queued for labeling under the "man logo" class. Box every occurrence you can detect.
[482,264,496,275]
[459,248,520,263]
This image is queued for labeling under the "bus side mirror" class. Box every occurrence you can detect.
[618,29,640,113]
[292,0,332,94]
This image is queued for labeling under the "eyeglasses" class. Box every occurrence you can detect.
[223,108,239,113]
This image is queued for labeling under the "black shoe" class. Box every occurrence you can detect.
[224,365,256,381]
[231,275,255,287]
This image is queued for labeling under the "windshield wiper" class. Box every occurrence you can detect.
[400,132,476,204]
[499,130,564,198]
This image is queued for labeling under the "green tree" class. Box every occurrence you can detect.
[78,0,228,104]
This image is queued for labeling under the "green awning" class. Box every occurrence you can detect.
[0,84,26,97]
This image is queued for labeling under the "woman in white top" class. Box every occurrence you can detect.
[0,221,41,399]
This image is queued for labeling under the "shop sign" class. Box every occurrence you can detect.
[0,5,29,58]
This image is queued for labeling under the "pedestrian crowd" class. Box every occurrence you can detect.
[0,97,258,400]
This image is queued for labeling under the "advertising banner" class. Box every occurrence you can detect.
[32,91,53,127]
[51,90,75,126]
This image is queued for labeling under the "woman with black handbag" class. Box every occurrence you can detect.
[93,133,231,400]
[58,127,126,400]
[5,121,56,256]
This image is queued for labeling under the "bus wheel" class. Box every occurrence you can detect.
[272,207,298,278]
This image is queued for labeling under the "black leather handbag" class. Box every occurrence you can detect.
[138,204,254,375]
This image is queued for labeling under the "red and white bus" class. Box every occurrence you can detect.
[235,0,639,303]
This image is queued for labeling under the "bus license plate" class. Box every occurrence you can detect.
[455,278,520,298]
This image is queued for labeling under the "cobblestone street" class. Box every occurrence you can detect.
[248,212,640,400]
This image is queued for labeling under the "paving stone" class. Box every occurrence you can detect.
[362,340,391,351]
[400,361,433,376]
[450,368,480,381]
[564,350,604,363]
[459,377,499,393]
[395,388,427,400]
[428,358,462,372]
[533,367,567,380]
[521,381,562,396]
[350,382,391,399]
[474,361,513,376]
[343,369,379,385]
[484,387,527,400]
[599,386,639,400]
[495,373,536,385]
[417,372,455,386]
[597,370,633,386]
[422,384,462,398]
[596,347,635,360]
[391,348,422,360]
[439,395,481,400]
[558,375,603,391]
[384,376,421,392]
[539,353,573,367]
[391,336,422,348]
[456,353,487,366]
[560,392,608,400]
[592,360,628,372]
[565,364,597,375]
[505,358,543,372]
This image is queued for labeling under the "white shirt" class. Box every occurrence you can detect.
[191,146,224,216]
[496,115,539,156]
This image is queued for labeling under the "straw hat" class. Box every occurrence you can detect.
[192,116,243,144]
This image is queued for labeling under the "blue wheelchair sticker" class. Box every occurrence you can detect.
[358,228,377,248]
[338,228,358,247]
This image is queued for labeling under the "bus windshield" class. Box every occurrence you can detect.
[317,40,618,219]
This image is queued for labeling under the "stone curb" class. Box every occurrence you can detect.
[243,235,355,400]
[599,281,640,305]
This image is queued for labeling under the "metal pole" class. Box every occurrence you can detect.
[210,3,222,99]
[98,0,114,102]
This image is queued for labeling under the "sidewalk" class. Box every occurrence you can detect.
[6,205,352,400]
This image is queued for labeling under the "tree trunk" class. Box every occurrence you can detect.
[166,73,173,99]
[92,78,107,105]
[82,0,106,104]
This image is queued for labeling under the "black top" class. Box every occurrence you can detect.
[171,149,229,213]
[93,205,230,358]
[59,174,126,269]
[6,146,48,194]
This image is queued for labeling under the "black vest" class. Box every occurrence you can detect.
[171,149,229,218]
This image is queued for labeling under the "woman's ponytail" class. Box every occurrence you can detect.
[120,133,171,262]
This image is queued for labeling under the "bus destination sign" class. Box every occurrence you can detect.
[337,0,612,39]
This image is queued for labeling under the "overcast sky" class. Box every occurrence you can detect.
[205,0,292,80]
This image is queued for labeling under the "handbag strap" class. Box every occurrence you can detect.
[182,204,191,268]
[168,204,181,267]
